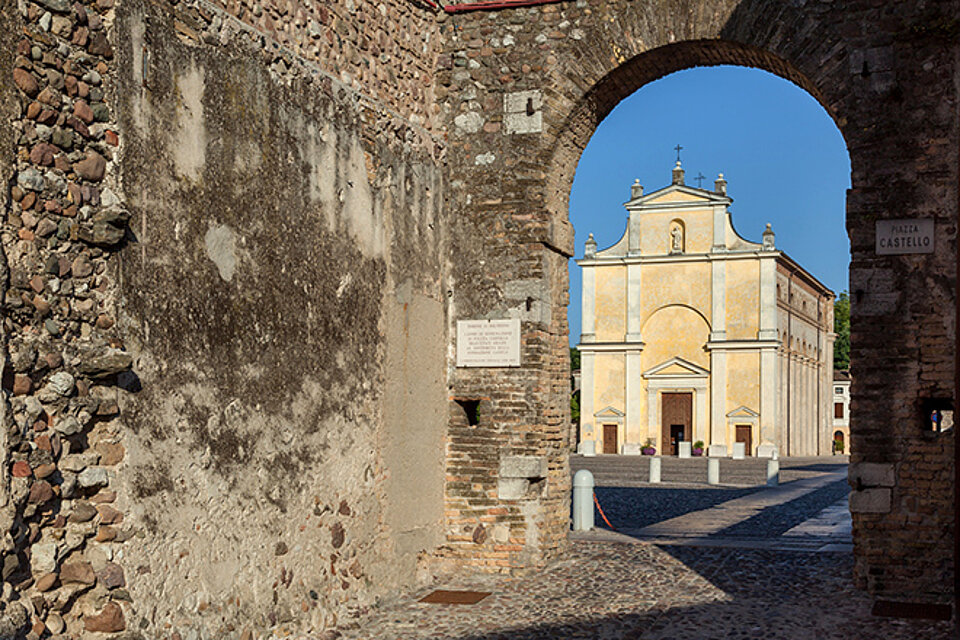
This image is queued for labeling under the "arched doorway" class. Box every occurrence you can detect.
[444,0,956,607]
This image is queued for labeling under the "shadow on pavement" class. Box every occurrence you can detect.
[590,485,762,531]
[438,547,951,640]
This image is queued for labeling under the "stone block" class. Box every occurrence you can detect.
[678,442,691,458]
[499,456,546,479]
[577,440,596,456]
[732,442,746,460]
[497,478,529,500]
[849,462,895,488]
[31,541,58,574]
[849,488,890,513]
[504,90,542,134]
[757,444,778,459]
[620,443,641,455]
[708,445,727,457]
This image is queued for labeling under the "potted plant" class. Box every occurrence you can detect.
[833,438,844,454]
[692,440,705,456]
[641,438,656,456]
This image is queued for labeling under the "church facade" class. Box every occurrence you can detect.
[577,164,835,457]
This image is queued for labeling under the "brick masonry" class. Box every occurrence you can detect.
[0,0,957,637]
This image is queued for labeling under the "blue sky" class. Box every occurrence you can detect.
[568,65,851,345]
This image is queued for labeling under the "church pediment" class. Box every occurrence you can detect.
[625,183,731,209]
[643,357,710,378]
[594,406,625,418]
[726,405,759,418]
[645,190,710,204]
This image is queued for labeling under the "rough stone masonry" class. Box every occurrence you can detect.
[0,0,957,637]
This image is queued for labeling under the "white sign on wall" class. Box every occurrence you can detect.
[456,319,521,367]
[875,219,935,255]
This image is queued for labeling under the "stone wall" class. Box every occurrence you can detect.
[438,0,958,604]
[1,0,448,637]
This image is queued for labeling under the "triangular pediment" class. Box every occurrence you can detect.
[594,406,625,418]
[643,357,710,378]
[726,405,759,418]
[625,183,732,209]
[646,190,711,204]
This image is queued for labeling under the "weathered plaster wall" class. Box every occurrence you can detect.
[111,1,447,636]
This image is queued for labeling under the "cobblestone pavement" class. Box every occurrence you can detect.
[328,542,950,640]
[273,459,949,639]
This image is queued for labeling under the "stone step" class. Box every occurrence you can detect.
[571,454,772,486]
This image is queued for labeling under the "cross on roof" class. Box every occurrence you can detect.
[694,172,706,188]
[674,144,683,163]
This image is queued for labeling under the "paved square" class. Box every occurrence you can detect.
[330,542,950,640]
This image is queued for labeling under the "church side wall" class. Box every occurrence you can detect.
[0,0,447,636]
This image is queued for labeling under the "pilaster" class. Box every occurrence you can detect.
[710,258,726,341]
[709,350,727,446]
[581,265,596,342]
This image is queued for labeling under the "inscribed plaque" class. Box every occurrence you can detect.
[875,219,934,255]
[456,319,521,367]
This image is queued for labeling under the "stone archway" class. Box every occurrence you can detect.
[442,0,957,605]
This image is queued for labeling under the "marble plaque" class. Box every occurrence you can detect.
[456,319,521,367]
[875,219,934,255]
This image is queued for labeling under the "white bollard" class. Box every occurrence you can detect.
[649,456,661,483]
[572,469,595,531]
[707,457,720,485]
[766,458,780,486]
[678,441,692,458]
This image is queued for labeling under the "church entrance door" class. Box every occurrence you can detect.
[736,425,753,456]
[661,392,692,456]
[602,424,618,454]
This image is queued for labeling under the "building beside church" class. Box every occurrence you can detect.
[832,370,851,454]
[577,163,835,457]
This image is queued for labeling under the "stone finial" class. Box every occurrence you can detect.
[584,233,597,257]
[715,172,727,195]
[672,161,685,186]
[631,179,643,199]
[762,223,775,250]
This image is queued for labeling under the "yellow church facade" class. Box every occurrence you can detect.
[577,164,835,458]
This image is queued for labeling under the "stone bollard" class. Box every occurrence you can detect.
[572,469,595,531]
[707,457,720,485]
[766,458,780,486]
[649,456,661,483]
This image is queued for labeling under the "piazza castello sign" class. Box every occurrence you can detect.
[875,219,935,255]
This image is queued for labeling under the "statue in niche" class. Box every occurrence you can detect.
[670,223,684,253]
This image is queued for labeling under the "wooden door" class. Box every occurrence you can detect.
[661,392,692,455]
[602,424,618,454]
[735,424,753,456]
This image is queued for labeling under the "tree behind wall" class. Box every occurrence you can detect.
[834,292,850,370]
[570,347,581,423]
